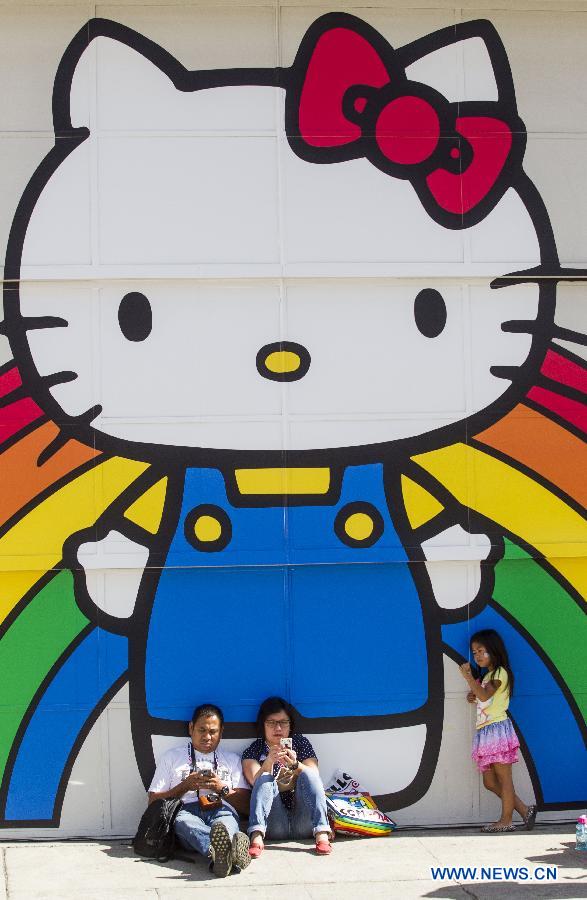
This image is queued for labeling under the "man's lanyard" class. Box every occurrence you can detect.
[188,741,218,772]
[188,742,223,803]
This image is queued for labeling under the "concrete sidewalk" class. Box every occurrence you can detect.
[0,825,585,900]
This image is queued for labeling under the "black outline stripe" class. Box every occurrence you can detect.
[524,392,586,444]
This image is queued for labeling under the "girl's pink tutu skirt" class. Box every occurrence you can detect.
[472,718,520,772]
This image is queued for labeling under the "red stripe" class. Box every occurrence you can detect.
[541,349,587,395]
[527,385,587,434]
[0,397,44,444]
[0,366,22,399]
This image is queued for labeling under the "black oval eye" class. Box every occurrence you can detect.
[414,289,447,338]
[118,292,152,342]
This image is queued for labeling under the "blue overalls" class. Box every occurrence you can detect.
[145,463,429,725]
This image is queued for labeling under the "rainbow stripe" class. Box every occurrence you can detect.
[0,343,584,821]
[326,793,396,836]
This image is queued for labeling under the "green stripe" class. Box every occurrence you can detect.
[0,570,88,782]
[493,540,587,722]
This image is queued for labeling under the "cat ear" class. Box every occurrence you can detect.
[399,20,516,107]
[54,19,189,132]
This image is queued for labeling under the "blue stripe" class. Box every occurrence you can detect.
[5,628,127,821]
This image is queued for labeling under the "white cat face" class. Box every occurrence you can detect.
[13,26,548,455]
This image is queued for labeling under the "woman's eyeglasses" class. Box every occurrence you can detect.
[266,718,290,728]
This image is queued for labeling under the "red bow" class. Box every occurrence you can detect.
[289,23,522,225]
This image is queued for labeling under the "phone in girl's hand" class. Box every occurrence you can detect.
[280,738,293,750]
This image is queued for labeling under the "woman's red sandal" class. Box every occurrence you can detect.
[315,839,332,855]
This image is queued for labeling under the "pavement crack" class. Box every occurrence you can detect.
[459,887,480,900]
[1,848,8,899]
[418,839,478,899]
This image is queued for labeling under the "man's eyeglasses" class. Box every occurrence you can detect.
[266,718,290,728]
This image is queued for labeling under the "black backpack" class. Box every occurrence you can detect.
[133,798,183,861]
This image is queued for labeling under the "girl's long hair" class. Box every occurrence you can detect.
[470,629,515,698]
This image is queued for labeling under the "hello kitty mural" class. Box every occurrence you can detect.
[0,12,585,830]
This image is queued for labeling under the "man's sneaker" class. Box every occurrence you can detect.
[524,805,537,831]
[231,831,251,871]
[209,822,232,877]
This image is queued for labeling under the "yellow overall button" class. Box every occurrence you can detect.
[193,515,222,542]
[335,502,383,548]
[344,512,375,542]
[265,350,301,374]
[185,505,231,552]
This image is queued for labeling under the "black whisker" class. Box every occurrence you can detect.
[490,365,521,380]
[552,326,587,347]
[491,265,587,290]
[491,266,547,289]
[551,267,587,281]
[43,370,78,388]
[501,319,539,334]
[74,404,103,425]
[36,430,71,467]
[36,403,102,465]
[20,315,68,331]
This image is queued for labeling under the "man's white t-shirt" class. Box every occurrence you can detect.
[149,741,249,814]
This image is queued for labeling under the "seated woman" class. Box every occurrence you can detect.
[242,696,332,857]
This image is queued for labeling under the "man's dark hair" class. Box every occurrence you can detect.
[190,703,224,727]
[255,696,297,739]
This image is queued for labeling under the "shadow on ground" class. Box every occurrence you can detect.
[424,886,587,899]
[99,840,215,883]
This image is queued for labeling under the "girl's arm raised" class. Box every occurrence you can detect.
[459,662,501,702]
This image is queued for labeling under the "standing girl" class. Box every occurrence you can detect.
[460,629,537,833]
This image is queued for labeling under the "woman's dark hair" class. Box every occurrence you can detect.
[256,696,297,739]
[470,629,515,698]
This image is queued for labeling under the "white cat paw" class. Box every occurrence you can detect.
[76,530,149,619]
[422,525,492,609]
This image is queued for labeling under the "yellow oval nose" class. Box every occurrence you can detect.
[256,342,311,382]
[265,350,301,375]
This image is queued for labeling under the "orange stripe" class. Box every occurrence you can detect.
[0,421,100,530]
[475,403,587,509]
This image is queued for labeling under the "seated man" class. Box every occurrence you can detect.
[148,702,251,877]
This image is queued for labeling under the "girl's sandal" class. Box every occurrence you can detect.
[523,805,537,831]
[481,823,516,833]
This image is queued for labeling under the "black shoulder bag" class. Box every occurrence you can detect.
[133,797,183,861]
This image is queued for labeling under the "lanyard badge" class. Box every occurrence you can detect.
[188,743,227,809]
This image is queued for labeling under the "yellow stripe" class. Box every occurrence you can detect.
[235,467,330,495]
[401,475,444,529]
[124,477,168,534]
[0,457,149,623]
[412,443,587,598]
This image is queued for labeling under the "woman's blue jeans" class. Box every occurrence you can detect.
[247,769,330,839]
